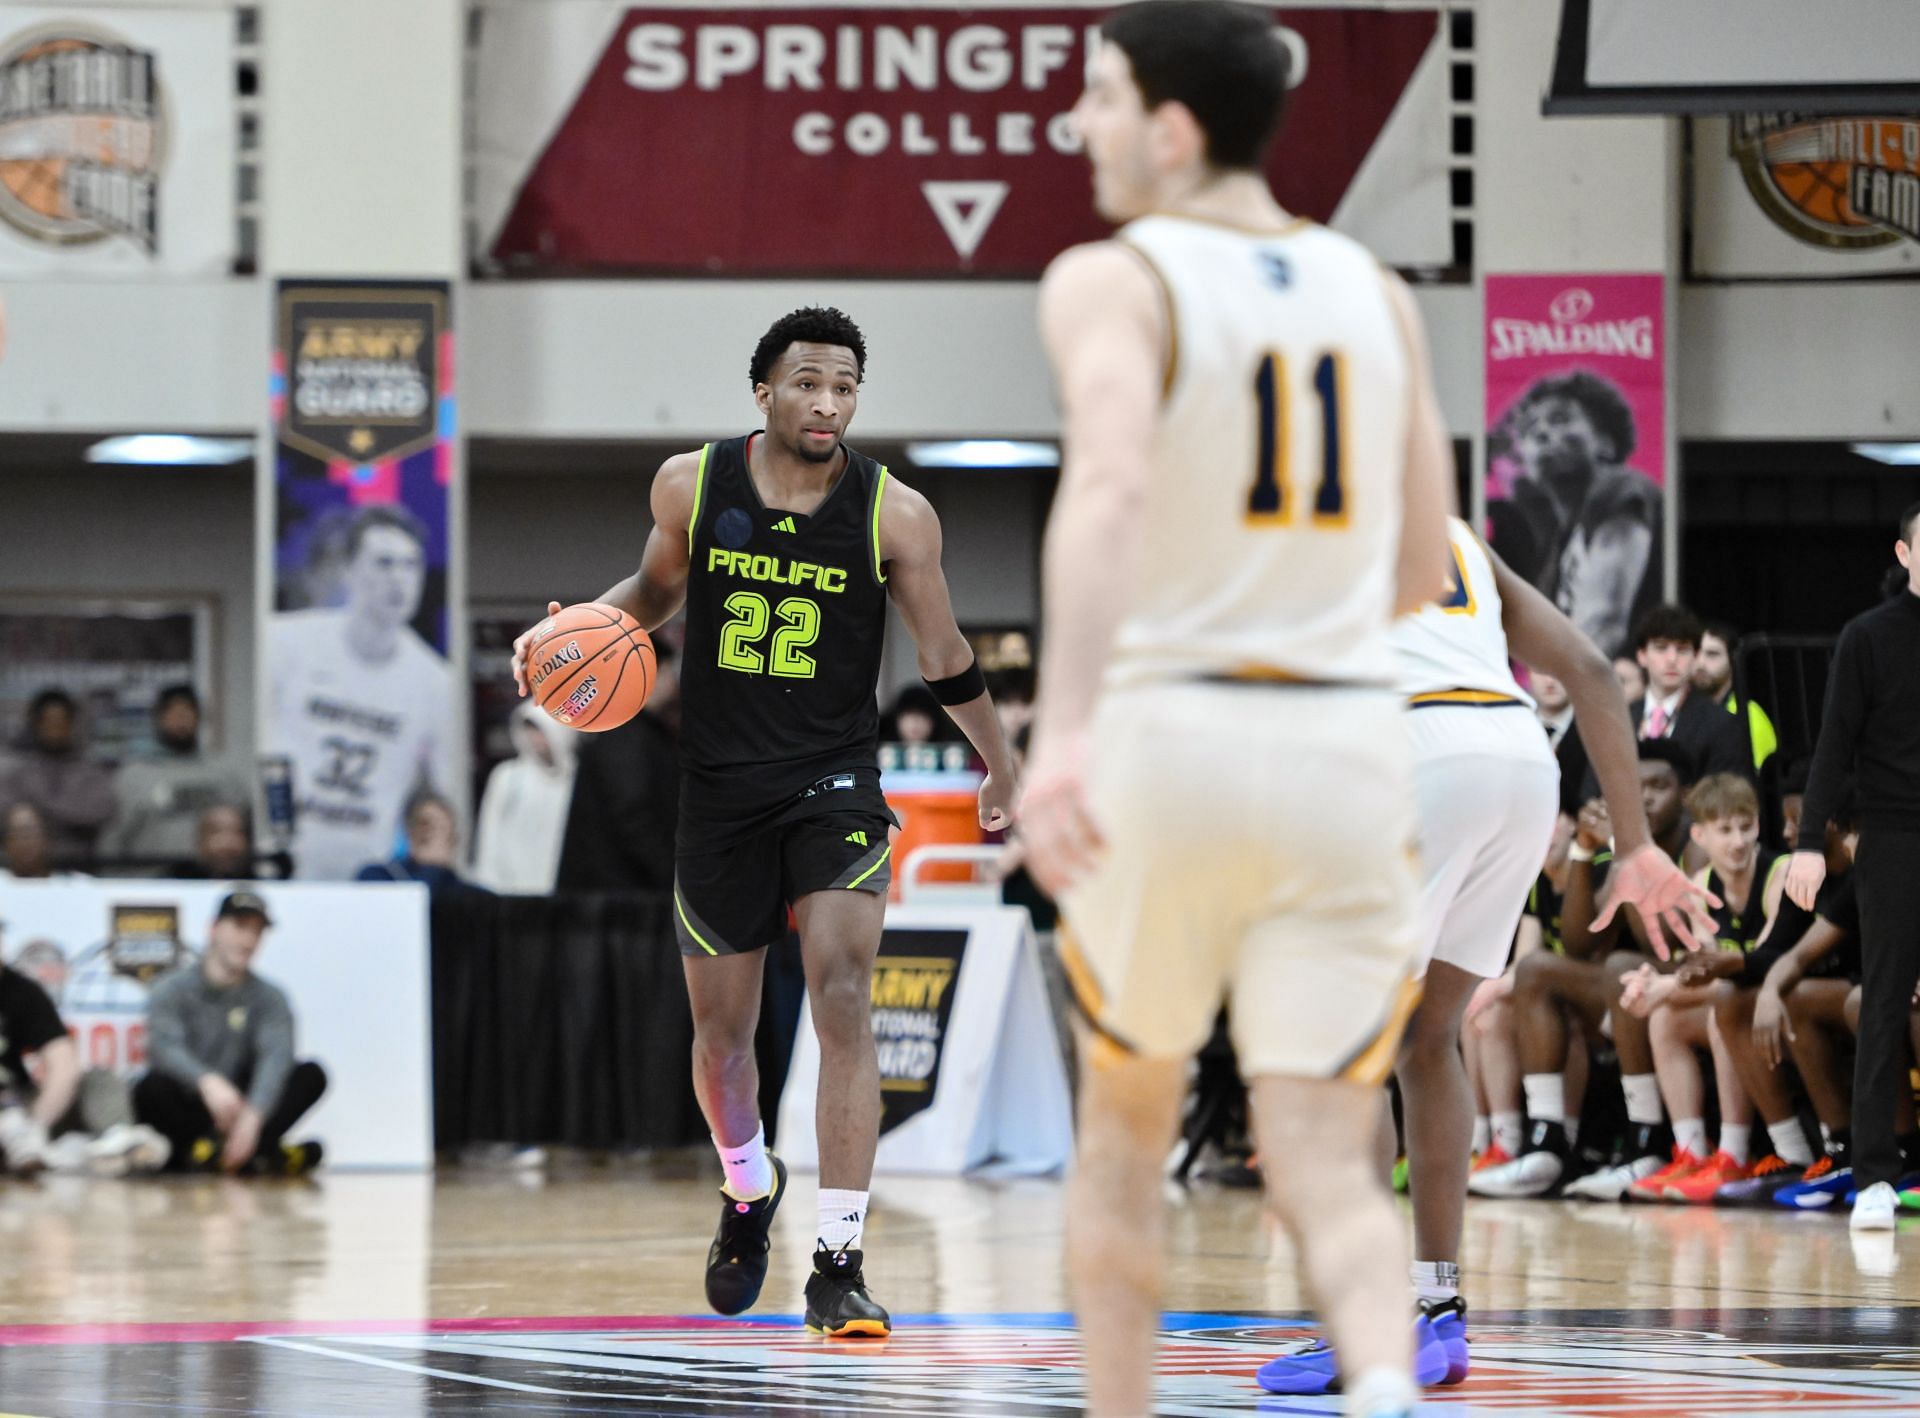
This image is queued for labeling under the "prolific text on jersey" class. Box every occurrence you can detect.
[706,548,849,594]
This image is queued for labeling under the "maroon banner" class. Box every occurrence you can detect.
[491,6,1438,276]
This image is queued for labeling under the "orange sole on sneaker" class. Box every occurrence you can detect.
[807,1319,892,1338]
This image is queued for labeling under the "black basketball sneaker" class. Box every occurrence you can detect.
[704,1154,787,1316]
[804,1242,892,1338]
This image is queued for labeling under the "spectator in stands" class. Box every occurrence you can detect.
[887,685,942,746]
[1,803,87,880]
[101,685,251,871]
[1626,605,1752,783]
[133,890,326,1174]
[167,804,257,880]
[556,638,680,890]
[1532,671,1590,817]
[472,701,576,894]
[1693,622,1778,772]
[355,792,473,893]
[988,668,1037,748]
[1785,499,1920,1231]
[0,689,117,868]
[0,926,170,1176]
[1613,655,1647,704]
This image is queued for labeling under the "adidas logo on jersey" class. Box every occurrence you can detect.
[845,831,868,848]
[772,515,798,533]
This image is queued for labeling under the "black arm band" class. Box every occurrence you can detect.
[925,659,987,706]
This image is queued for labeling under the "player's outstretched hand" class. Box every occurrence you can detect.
[1592,843,1720,962]
[978,769,1015,834]
[1783,849,1827,913]
[1018,730,1103,898]
[511,602,564,697]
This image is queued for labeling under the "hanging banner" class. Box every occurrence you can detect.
[1484,274,1666,660]
[0,6,236,276]
[473,2,1451,276]
[1690,116,1920,279]
[262,281,464,881]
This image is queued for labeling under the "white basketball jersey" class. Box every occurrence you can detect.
[1392,517,1533,707]
[1105,215,1410,690]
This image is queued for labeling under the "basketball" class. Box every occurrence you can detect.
[526,602,654,732]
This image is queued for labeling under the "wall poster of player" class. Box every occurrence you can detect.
[1484,274,1669,660]
[262,281,462,880]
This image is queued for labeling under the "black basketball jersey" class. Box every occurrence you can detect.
[1698,848,1786,954]
[678,433,891,813]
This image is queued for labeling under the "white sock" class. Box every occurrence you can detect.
[1471,1116,1490,1156]
[1821,1121,1834,1147]
[1411,1259,1459,1305]
[1522,1073,1565,1124]
[1674,1118,1709,1158]
[817,1187,868,1253]
[1491,1110,1523,1156]
[1345,1367,1419,1418]
[1718,1122,1751,1165]
[1770,1118,1815,1166]
[714,1124,774,1201]
[1622,1073,1665,1126]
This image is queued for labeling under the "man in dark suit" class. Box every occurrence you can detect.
[1627,604,1752,780]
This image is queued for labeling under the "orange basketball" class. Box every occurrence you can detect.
[527,603,654,732]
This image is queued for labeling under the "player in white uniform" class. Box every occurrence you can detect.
[1255,517,1713,1396]
[266,506,459,879]
[1019,8,1452,1416]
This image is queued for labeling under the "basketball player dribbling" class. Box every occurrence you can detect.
[512,307,1016,1337]
[1018,6,1453,1415]
[1256,517,1715,1397]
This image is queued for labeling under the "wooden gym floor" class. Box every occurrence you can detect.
[1,1157,1918,1414]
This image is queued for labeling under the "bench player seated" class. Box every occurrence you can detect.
[1613,775,1786,1202]
[1470,740,1703,1199]
[1464,814,1600,1175]
[1650,791,1859,1205]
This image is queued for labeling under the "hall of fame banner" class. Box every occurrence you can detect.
[471,2,1454,276]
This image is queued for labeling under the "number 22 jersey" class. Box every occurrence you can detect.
[677,434,891,826]
[1105,215,1412,691]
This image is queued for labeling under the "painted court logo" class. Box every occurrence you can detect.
[0,25,165,252]
[1733,115,1920,250]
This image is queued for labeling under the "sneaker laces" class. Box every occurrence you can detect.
[1749,1154,1792,1178]
[1803,1155,1835,1181]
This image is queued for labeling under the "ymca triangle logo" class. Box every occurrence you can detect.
[845,831,868,848]
[773,515,797,533]
[922,180,1009,261]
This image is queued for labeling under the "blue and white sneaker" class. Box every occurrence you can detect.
[1254,1310,1454,1395]
[1421,1296,1470,1384]
[1774,1156,1852,1209]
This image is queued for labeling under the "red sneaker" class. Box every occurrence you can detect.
[1628,1147,1707,1202]
[1665,1150,1752,1203]
[1470,1142,1514,1173]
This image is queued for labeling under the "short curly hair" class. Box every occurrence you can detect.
[1515,370,1637,464]
[749,307,867,388]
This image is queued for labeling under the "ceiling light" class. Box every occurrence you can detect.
[85,434,256,466]
[1851,443,1920,467]
[907,440,1058,470]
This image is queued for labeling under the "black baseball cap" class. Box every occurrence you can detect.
[216,889,274,926]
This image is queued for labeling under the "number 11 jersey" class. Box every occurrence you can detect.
[1107,215,1412,692]
[678,434,891,816]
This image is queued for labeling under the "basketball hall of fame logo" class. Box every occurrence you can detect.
[0,23,165,253]
[224,1311,1920,1416]
[1732,115,1920,251]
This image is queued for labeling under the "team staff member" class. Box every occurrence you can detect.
[1786,501,1920,1231]
[513,307,1014,1339]
[134,891,327,1175]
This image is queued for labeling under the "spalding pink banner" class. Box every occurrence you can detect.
[1484,273,1666,658]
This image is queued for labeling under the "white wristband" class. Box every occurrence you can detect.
[1568,843,1597,863]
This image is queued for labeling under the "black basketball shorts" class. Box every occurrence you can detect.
[673,779,898,958]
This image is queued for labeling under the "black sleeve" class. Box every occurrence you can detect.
[0,970,67,1055]
[1739,893,1812,987]
[1799,622,1870,850]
